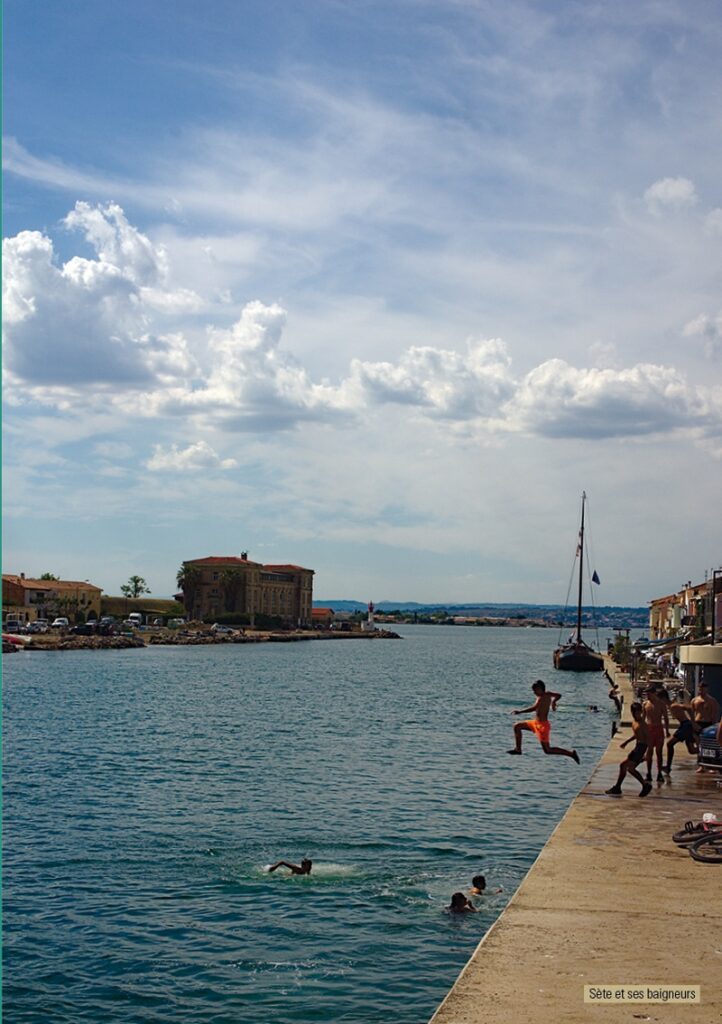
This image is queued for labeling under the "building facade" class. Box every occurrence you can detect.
[2,574,103,624]
[649,576,722,640]
[178,554,314,627]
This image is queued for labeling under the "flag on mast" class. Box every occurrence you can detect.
[592,571,600,585]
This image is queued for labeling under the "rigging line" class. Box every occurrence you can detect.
[558,535,579,645]
[584,534,601,650]
[584,496,601,649]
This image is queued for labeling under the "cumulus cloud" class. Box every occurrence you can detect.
[2,202,200,392]
[643,176,697,215]
[683,312,722,359]
[145,440,237,472]
[148,300,348,431]
[507,360,712,439]
[3,203,721,449]
[346,339,514,421]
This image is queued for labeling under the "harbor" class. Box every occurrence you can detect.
[429,656,721,1024]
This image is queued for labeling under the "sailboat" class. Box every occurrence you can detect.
[553,492,604,672]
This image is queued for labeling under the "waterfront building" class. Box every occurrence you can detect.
[2,574,103,625]
[311,607,335,628]
[177,553,314,626]
[649,577,721,639]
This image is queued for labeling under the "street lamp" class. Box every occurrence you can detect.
[712,568,721,646]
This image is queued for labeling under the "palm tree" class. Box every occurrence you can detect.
[219,568,245,614]
[176,564,201,619]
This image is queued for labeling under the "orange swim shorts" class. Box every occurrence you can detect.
[527,719,551,744]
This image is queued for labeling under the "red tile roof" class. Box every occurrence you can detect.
[185,556,261,567]
[312,607,334,616]
[262,564,313,573]
[2,574,101,591]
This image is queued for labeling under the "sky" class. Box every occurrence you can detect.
[3,0,721,606]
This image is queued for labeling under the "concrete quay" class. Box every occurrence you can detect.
[429,659,721,1024]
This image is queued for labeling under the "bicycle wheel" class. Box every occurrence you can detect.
[688,832,722,863]
[671,819,716,843]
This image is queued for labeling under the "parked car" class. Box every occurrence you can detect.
[211,623,236,635]
[27,620,49,634]
[4,619,26,634]
[98,622,118,636]
[127,612,143,626]
[698,724,722,771]
[50,617,70,630]
[72,622,98,636]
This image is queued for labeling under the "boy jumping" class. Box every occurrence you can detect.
[508,680,580,763]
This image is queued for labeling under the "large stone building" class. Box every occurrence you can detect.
[2,574,103,624]
[177,554,314,626]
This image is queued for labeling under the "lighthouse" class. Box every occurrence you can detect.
[362,600,376,632]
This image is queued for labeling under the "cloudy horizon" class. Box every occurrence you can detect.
[3,0,721,606]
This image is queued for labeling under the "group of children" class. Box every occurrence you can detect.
[606,681,721,797]
[268,676,719,913]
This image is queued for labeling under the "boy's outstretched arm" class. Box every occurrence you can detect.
[512,698,540,715]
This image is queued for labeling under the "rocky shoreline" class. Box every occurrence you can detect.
[5,627,402,652]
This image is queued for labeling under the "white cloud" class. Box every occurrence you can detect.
[506,359,715,439]
[683,312,722,359]
[4,204,721,450]
[346,339,514,421]
[145,440,237,472]
[643,176,697,215]
[2,203,200,391]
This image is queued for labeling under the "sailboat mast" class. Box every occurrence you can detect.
[576,492,586,643]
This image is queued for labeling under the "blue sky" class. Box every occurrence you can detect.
[3,0,721,605]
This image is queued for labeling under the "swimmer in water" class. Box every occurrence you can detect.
[448,892,477,913]
[469,874,502,896]
[268,858,312,875]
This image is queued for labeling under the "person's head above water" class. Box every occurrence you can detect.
[449,892,473,912]
[532,679,546,694]
[471,874,486,892]
[300,859,312,873]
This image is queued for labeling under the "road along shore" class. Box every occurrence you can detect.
[429,658,720,1024]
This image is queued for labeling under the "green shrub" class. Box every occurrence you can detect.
[203,612,251,626]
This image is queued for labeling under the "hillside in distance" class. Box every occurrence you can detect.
[315,600,649,629]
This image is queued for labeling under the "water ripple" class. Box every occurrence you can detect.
[4,626,612,1024]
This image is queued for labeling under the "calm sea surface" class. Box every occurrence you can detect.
[4,625,615,1024]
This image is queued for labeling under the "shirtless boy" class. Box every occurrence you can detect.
[643,687,669,783]
[691,682,721,736]
[663,698,697,773]
[508,680,580,763]
[606,702,652,797]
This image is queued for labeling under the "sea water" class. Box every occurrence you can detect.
[3,625,614,1024]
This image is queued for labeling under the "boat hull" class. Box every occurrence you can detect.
[553,644,604,672]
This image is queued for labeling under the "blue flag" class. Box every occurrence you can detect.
[592,571,600,585]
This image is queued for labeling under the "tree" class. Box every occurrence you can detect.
[121,576,151,600]
[40,572,59,580]
[219,568,245,613]
[176,564,201,618]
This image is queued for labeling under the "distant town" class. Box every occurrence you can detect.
[317,601,650,630]
[3,557,719,643]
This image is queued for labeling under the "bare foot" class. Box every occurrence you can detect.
[507,749,522,755]
[572,750,580,764]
